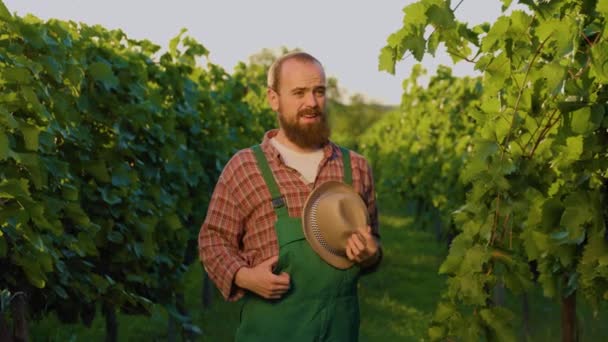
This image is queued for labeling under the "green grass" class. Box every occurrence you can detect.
[28,197,608,341]
[357,208,447,341]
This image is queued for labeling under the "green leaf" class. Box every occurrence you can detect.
[77,232,98,255]
[428,326,445,341]
[40,56,62,83]
[61,184,79,201]
[454,274,488,304]
[19,124,40,151]
[43,157,69,178]
[426,4,455,29]
[439,235,470,274]
[550,231,569,241]
[169,28,188,57]
[596,1,608,19]
[17,257,46,289]
[461,245,491,273]
[481,16,510,51]
[100,187,122,205]
[2,67,32,84]
[88,62,118,89]
[0,178,31,199]
[53,285,68,299]
[553,135,583,168]
[541,62,565,95]
[0,0,12,21]
[378,46,396,74]
[387,27,408,48]
[402,2,428,27]
[532,231,550,253]
[535,18,561,43]
[85,160,111,183]
[404,35,426,62]
[111,163,133,187]
[37,250,53,271]
[495,115,511,143]
[484,52,511,87]
[478,139,499,160]
[571,106,602,134]
[12,152,45,189]
[91,274,110,294]
[0,131,9,160]
[427,30,441,56]
[65,64,84,87]
[434,301,457,321]
[560,192,591,241]
[479,307,516,342]
[64,203,90,226]
[581,233,608,266]
[509,11,531,36]
[164,213,182,230]
[107,231,124,243]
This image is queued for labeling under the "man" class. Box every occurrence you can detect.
[199,51,381,341]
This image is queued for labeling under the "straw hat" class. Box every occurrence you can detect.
[302,181,370,269]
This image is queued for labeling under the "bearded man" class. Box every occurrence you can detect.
[198,52,381,341]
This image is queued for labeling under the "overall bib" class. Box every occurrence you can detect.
[235,145,361,342]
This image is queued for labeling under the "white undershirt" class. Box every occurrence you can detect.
[270,138,324,184]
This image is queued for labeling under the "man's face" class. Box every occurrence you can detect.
[268,59,330,149]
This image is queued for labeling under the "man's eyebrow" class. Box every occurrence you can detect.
[289,85,326,94]
[290,87,308,93]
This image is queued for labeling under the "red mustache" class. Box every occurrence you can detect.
[298,108,323,117]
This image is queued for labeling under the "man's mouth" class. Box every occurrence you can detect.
[299,110,322,119]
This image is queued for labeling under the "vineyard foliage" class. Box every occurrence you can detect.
[0,2,273,325]
[361,64,480,231]
[377,0,608,340]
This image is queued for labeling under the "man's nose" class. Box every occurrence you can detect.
[305,91,318,107]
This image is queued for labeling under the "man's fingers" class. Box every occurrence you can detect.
[266,277,291,299]
[272,272,290,286]
[271,284,290,294]
[346,244,362,262]
[351,234,366,251]
[263,255,279,267]
[346,244,354,261]
[356,226,373,241]
[356,232,368,246]
[349,236,365,255]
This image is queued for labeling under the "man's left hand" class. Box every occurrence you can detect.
[345,225,379,264]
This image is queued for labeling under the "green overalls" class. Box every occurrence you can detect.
[235,145,361,342]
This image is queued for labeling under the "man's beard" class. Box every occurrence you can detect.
[278,107,330,149]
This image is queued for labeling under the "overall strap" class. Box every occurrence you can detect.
[251,145,289,218]
[340,147,352,185]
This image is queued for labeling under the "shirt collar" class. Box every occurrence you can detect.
[260,129,339,164]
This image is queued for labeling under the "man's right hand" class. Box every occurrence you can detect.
[234,255,290,300]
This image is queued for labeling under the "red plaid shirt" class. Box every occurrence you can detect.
[198,129,379,301]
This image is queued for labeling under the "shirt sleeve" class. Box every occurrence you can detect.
[198,169,248,301]
[361,157,382,273]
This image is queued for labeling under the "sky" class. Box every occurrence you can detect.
[4,0,511,105]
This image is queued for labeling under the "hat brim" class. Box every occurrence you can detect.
[302,181,369,270]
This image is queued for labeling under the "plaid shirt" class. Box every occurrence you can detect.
[198,129,379,301]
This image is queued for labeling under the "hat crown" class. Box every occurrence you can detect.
[314,192,367,252]
[302,181,369,269]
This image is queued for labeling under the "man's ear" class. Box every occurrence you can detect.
[267,87,279,112]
